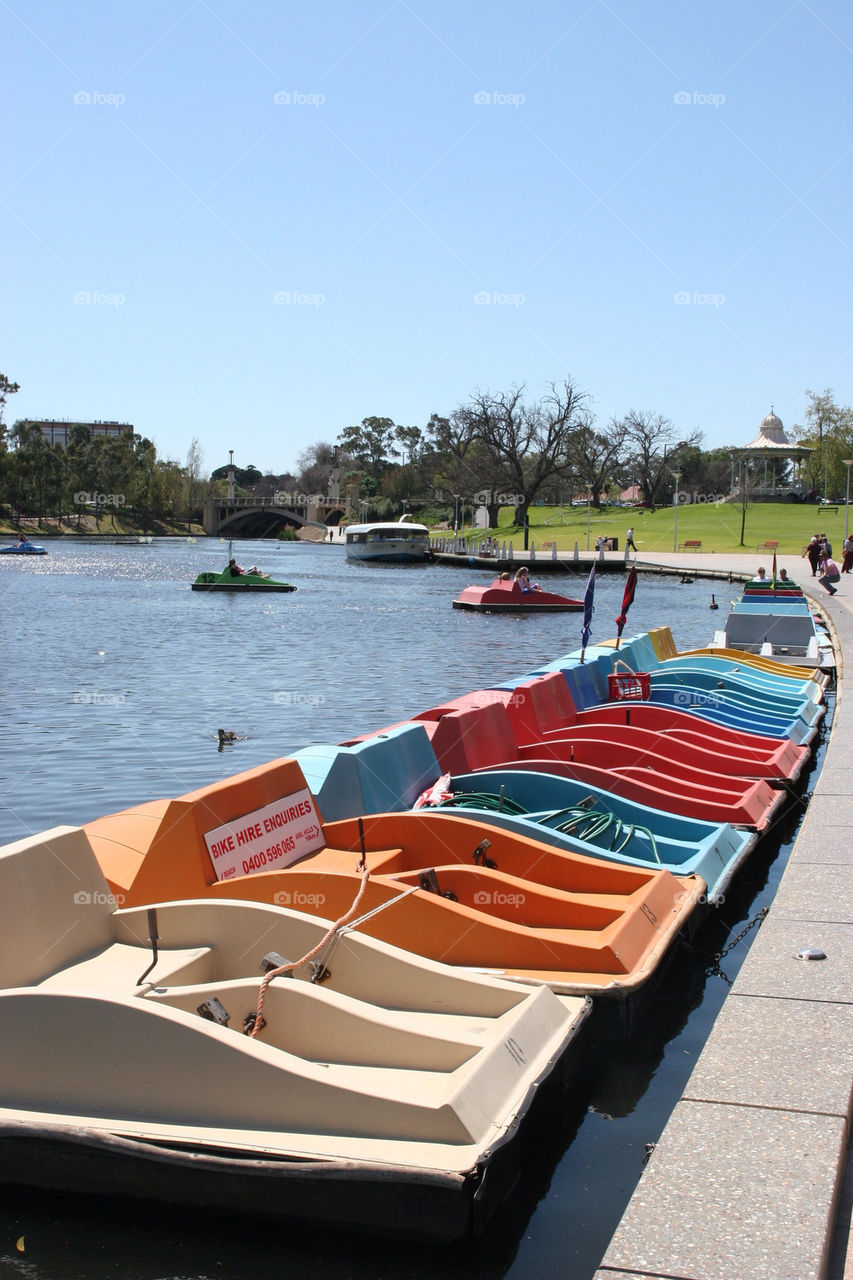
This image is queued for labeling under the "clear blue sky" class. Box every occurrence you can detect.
[3,1,852,476]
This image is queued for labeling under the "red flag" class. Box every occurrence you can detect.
[615,565,638,644]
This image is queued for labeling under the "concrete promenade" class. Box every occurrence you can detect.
[590,549,852,1280]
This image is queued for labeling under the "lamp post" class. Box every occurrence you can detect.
[845,460,853,542]
[671,470,683,553]
[586,491,591,550]
[226,450,235,502]
[453,494,460,535]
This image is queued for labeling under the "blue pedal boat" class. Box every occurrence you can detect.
[424,769,755,904]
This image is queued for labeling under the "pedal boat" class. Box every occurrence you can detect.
[192,566,295,592]
[83,757,702,1000]
[0,825,590,1241]
[290,726,754,903]
[0,541,47,555]
[453,577,583,612]
[345,694,785,830]
[416,769,754,904]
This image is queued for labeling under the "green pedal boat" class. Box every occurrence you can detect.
[192,566,296,593]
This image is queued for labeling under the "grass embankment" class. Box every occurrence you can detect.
[0,514,206,538]
[457,502,847,556]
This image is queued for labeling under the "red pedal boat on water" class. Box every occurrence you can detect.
[453,577,583,613]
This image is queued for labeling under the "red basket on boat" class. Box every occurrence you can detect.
[607,665,650,701]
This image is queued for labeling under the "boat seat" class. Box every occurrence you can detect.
[37,942,215,994]
[0,827,118,989]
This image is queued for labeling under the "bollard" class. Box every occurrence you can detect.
[573,541,579,561]
[552,542,558,560]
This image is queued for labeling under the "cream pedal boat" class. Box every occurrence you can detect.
[0,827,589,1241]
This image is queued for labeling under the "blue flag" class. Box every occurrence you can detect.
[581,563,595,650]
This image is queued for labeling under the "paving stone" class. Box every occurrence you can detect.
[788,805,853,864]
[600,1102,845,1280]
[770,864,853,923]
[682,993,853,1115]
[732,918,853,1004]
[811,767,853,797]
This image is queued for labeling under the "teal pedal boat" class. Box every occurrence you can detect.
[425,769,755,904]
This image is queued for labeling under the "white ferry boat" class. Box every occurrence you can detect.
[344,516,430,563]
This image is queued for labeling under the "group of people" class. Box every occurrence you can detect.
[752,566,793,583]
[802,533,845,594]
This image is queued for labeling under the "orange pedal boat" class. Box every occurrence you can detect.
[84,758,702,1000]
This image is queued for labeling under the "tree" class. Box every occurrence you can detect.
[9,421,56,526]
[0,373,21,499]
[454,380,591,535]
[793,389,853,499]
[337,417,397,491]
[618,410,702,507]
[426,412,508,527]
[393,425,425,467]
[185,438,205,527]
[565,418,626,511]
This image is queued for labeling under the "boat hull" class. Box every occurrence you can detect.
[192,571,295,592]
[345,544,428,562]
[453,579,583,612]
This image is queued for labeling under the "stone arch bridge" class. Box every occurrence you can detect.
[203,496,345,538]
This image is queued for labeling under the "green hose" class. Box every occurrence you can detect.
[437,792,529,815]
[437,792,662,863]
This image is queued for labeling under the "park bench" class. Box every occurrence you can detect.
[677,539,702,553]
[756,540,779,553]
[818,506,838,515]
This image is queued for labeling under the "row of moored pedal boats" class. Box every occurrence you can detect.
[0,581,834,1241]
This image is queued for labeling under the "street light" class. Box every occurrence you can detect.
[453,494,460,535]
[844,460,853,542]
[671,470,683,553]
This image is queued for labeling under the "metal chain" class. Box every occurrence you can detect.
[706,906,770,980]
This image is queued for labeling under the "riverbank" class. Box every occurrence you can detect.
[0,516,207,539]
[594,557,852,1280]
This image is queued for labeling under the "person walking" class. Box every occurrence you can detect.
[842,534,853,574]
[625,526,638,552]
[803,534,821,577]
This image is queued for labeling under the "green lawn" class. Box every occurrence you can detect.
[450,501,848,556]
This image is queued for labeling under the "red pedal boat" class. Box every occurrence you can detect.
[453,577,583,613]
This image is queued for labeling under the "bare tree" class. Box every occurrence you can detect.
[457,380,591,534]
[618,410,702,507]
[565,418,626,511]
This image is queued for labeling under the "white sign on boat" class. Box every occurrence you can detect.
[204,789,324,880]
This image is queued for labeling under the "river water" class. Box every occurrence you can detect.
[0,540,825,1280]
